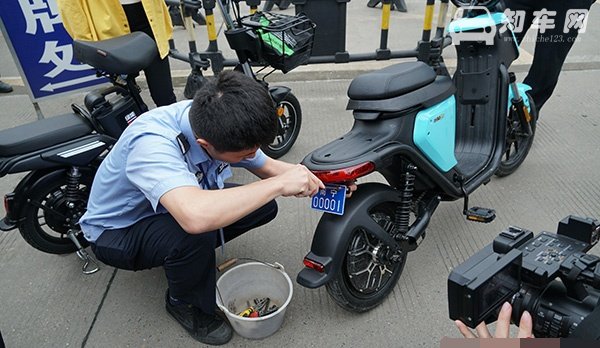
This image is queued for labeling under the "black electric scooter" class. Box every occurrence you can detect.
[296,0,537,312]
[0,32,160,273]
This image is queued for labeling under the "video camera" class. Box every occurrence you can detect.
[448,215,600,338]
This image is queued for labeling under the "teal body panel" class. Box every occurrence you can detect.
[448,12,508,33]
[508,83,532,110]
[413,96,458,172]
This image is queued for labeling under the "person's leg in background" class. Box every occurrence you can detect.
[503,0,594,112]
[503,0,535,43]
[523,0,593,111]
[142,50,177,107]
[122,3,177,107]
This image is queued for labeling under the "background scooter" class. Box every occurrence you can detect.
[168,0,315,158]
[0,32,158,273]
[296,0,537,312]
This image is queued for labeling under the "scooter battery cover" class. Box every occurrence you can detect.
[413,96,458,172]
[94,96,141,139]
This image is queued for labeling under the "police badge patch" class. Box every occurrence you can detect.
[217,162,229,174]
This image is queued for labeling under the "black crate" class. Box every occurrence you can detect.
[293,0,350,57]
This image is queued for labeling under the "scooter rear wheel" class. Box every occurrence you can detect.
[496,92,538,177]
[325,203,406,312]
[19,170,93,254]
[261,92,302,159]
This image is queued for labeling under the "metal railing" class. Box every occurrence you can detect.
[166,0,454,76]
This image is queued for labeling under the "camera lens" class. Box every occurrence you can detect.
[521,281,599,337]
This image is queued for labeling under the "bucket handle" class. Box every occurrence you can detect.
[217,257,285,273]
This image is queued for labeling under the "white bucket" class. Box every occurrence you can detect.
[216,261,293,340]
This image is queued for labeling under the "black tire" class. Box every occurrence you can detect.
[261,92,302,159]
[18,169,94,254]
[325,202,407,312]
[495,92,538,177]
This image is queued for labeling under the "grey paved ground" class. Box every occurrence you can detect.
[1,1,600,347]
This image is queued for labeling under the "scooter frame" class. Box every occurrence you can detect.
[296,1,536,309]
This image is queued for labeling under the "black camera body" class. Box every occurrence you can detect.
[448,215,600,338]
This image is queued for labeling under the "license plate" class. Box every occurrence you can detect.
[311,185,346,215]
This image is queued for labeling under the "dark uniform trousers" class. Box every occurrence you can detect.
[91,198,278,315]
[503,0,596,111]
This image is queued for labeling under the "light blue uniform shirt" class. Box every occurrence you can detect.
[79,100,267,242]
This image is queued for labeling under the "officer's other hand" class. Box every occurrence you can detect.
[345,180,358,198]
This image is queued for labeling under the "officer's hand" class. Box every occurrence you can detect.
[276,164,324,198]
[345,180,358,198]
[455,302,534,339]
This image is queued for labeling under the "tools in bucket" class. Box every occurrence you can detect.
[238,297,279,318]
[217,258,283,320]
[216,260,292,339]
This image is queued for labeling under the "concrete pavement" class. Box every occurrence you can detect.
[1,1,600,347]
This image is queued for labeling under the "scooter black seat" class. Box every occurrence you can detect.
[347,62,436,100]
[0,114,93,157]
[73,32,158,75]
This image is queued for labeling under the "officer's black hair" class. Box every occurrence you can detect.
[189,71,278,153]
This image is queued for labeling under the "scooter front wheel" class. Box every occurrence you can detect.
[496,92,538,177]
[326,203,407,312]
[261,92,302,159]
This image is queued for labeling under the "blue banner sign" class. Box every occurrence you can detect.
[0,0,105,101]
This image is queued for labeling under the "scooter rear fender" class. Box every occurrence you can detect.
[297,183,403,288]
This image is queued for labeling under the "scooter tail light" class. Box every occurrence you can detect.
[3,193,14,216]
[303,257,325,273]
[311,161,375,183]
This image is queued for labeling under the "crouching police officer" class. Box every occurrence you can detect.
[79,71,324,345]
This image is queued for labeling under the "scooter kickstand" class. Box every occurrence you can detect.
[67,229,99,275]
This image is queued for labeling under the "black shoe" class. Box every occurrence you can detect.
[0,80,13,93]
[165,291,233,345]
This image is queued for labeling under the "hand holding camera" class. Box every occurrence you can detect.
[455,302,533,338]
[448,215,600,339]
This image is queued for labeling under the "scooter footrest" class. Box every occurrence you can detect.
[465,206,496,223]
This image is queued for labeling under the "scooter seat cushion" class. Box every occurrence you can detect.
[73,32,158,75]
[347,61,436,100]
[0,114,92,157]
